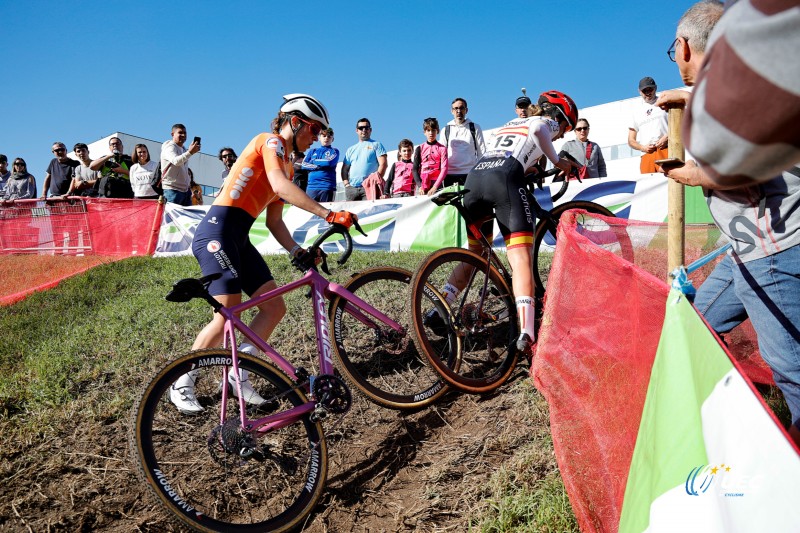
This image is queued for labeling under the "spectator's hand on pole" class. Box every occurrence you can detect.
[655,89,691,111]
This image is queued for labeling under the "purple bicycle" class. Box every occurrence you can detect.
[131,223,451,532]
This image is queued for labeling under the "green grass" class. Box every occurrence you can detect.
[0,250,575,531]
[471,382,579,533]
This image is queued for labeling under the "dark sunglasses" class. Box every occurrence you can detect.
[357,125,371,131]
[575,127,589,132]
[53,148,66,153]
[14,162,25,166]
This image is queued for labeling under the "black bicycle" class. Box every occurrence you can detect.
[409,156,624,394]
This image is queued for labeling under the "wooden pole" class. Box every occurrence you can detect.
[667,107,686,279]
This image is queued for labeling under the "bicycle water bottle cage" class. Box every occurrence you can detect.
[165,273,222,302]
[431,190,469,207]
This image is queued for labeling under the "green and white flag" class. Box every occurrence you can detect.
[619,289,800,532]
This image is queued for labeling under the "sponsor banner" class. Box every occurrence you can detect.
[155,204,210,257]
[154,176,711,257]
[154,196,459,257]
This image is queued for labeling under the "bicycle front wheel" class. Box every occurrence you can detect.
[131,349,327,533]
[533,201,615,294]
[410,248,518,394]
[331,267,449,410]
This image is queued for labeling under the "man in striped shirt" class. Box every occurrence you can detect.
[658,0,800,445]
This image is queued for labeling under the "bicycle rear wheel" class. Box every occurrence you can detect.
[331,267,450,409]
[131,349,327,532]
[410,248,518,394]
[533,201,615,294]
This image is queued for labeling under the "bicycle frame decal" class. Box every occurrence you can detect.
[313,284,334,370]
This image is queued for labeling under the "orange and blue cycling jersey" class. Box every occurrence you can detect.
[214,133,293,218]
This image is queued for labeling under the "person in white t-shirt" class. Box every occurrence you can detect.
[627,77,669,173]
[439,97,486,187]
[129,144,160,199]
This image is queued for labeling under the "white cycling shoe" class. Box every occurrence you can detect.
[226,368,269,407]
[170,370,204,415]
[225,344,269,407]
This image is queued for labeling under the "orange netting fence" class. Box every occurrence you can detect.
[0,198,164,305]
[531,210,771,533]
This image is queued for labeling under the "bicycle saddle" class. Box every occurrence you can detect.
[431,189,470,207]
[166,273,222,302]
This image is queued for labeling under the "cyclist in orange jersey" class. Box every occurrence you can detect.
[170,94,357,414]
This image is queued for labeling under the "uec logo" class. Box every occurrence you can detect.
[685,464,732,496]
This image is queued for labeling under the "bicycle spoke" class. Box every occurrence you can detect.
[332,268,448,409]
[132,350,327,531]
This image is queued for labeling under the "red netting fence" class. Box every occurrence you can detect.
[0,198,164,305]
[531,210,771,533]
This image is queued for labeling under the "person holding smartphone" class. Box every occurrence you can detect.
[159,124,201,205]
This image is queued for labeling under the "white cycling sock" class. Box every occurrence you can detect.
[234,343,258,381]
[443,283,459,305]
[515,296,535,339]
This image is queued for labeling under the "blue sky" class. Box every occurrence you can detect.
[0,0,694,185]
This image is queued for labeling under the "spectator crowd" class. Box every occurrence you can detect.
[2,90,634,205]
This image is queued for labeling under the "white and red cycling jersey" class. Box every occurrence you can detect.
[479,116,561,172]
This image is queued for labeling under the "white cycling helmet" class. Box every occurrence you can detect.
[280,93,330,129]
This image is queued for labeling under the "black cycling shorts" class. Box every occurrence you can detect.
[463,157,535,248]
[191,205,274,296]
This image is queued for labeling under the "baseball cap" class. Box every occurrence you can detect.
[639,77,657,91]
[516,96,532,108]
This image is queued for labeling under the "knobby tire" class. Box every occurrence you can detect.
[131,349,327,532]
[410,248,518,394]
[331,267,449,410]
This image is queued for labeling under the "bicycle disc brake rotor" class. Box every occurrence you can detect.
[312,374,352,414]
[372,326,409,355]
[460,302,486,333]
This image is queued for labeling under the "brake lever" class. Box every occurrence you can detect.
[352,219,367,237]
[319,250,330,275]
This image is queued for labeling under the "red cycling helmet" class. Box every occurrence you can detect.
[538,90,579,132]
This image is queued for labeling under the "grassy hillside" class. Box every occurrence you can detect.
[0,252,577,532]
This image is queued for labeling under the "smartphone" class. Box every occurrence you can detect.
[655,157,684,170]
[193,136,201,145]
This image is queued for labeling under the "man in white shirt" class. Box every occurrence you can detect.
[161,123,200,205]
[627,77,669,174]
[440,97,486,187]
